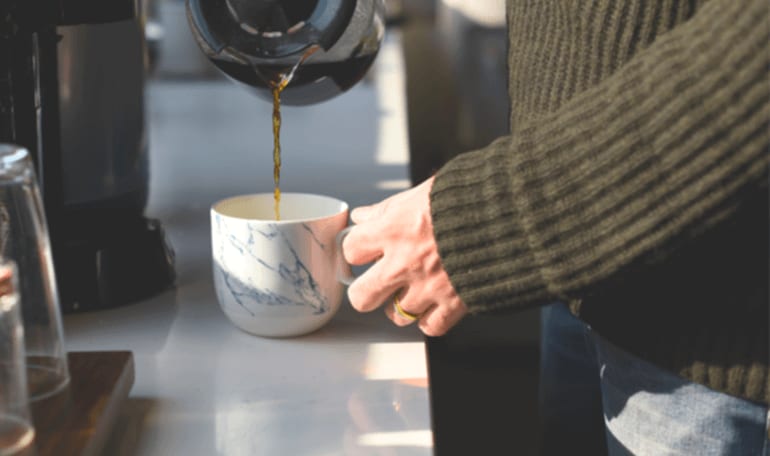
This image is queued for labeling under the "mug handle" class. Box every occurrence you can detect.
[335,226,357,285]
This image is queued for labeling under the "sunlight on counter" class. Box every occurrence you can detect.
[358,430,433,448]
[363,342,428,381]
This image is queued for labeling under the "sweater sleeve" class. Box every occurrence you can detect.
[429,0,769,314]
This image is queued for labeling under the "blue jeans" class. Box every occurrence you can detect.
[539,302,770,456]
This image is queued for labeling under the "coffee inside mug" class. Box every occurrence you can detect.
[214,193,348,222]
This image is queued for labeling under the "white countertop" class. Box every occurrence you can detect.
[62,34,433,455]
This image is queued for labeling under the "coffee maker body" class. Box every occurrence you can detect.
[0,0,175,312]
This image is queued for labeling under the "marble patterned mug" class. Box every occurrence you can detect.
[211,193,350,337]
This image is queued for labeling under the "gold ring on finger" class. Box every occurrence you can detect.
[393,294,420,321]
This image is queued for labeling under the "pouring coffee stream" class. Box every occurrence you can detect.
[265,45,321,220]
[270,80,286,221]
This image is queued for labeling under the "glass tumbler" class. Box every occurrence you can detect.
[0,145,69,401]
[0,260,35,455]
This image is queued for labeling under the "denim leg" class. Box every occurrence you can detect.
[539,302,608,455]
[591,331,770,456]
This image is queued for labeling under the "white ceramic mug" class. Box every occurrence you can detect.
[211,193,350,337]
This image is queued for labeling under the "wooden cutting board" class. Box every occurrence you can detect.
[30,351,135,456]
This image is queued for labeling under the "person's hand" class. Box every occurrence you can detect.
[342,176,468,336]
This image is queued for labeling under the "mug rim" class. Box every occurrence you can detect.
[211,192,349,224]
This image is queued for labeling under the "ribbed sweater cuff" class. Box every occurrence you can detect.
[430,138,554,314]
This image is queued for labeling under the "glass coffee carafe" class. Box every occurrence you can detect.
[186,0,386,105]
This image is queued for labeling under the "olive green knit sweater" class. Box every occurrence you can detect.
[430,0,769,404]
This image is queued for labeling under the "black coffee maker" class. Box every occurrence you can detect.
[0,0,175,312]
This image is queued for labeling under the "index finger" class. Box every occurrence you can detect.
[342,223,384,265]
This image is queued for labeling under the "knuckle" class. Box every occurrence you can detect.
[378,200,391,216]
[347,284,372,312]
[421,309,453,337]
[342,233,362,264]
[420,321,447,337]
[395,318,412,328]
[381,272,398,288]
[379,263,402,287]
[388,309,410,327]
[346,287,364,311]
